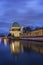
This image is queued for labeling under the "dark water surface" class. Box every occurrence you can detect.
[0,43,43,65]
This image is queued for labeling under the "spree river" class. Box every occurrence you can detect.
[0,40,43,65]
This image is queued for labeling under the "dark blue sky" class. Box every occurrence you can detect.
[0,0,43,33]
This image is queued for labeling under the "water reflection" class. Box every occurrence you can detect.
[10,40,31,54]
[0,40,43,65]
[10,40,21,54]
[0,38,1,44]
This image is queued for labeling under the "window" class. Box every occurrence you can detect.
[12,29,20,31]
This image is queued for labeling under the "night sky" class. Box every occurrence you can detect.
[0,0,43,34]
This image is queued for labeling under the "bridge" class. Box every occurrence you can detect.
[0,36,43,54]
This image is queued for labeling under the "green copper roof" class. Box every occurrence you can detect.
[12,22,20,27]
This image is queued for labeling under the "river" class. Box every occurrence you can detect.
[0,40,43,65]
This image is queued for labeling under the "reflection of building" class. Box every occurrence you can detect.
[0,34,8,45]
[10,41,21,53]
[10,22,21,37]
[3,37,8,45]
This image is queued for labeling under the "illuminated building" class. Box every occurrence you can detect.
[9,22,21,37]
[9,22,24,53]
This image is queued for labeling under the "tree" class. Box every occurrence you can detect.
[23,26,32,33]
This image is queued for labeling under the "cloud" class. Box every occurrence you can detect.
[0,0,43,33]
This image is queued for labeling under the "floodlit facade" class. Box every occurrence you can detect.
[21,27,43,37]
[10,22,21,37]
[28,28,43,37]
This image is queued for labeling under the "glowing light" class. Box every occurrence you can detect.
[12,42,14,52]
[0,38,1,44]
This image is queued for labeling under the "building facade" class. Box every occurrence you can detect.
[9,22,21,37]
[28,28,43,37]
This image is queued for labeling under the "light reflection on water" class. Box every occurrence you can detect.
[0,40,43,65]
[0,38,1,44]
[10,40,21,54]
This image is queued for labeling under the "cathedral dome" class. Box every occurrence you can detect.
[12,22,20,27]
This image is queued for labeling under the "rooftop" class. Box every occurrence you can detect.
[12,22,20,27]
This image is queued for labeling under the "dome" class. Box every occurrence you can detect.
[12,22,20,27]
